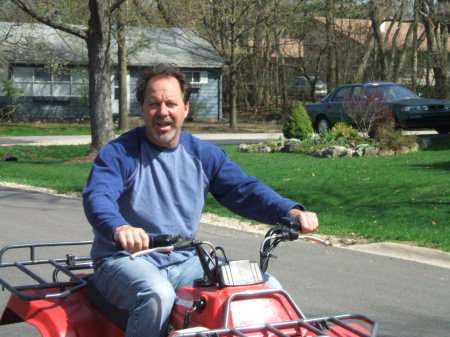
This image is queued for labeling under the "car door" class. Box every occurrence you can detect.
[325,86,353,124]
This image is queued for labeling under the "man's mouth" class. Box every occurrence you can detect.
[154,118,173,130]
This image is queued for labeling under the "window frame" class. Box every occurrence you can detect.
[12,66,89,97]
[184,71,208,84]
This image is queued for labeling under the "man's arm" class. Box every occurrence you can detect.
[83,139,136,242]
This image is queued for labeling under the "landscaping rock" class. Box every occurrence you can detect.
[239,138,424,158]
[238,144,248,152]
[354,145,367,157]
[378,148,395,156]
[364,147,378,157]
[320,146,348,158]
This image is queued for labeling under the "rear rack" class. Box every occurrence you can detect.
[0,241,93,301]
[173,314,378,337]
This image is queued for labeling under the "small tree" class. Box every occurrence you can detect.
[0,79,24,121]
[283,102,313,140]
[343,91,395,138]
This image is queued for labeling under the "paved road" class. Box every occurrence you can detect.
[0,133,284,147]
[0,187,449,336]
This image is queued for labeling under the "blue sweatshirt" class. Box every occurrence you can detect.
[83,127,300,267]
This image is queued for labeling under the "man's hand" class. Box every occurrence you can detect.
[114,225,149,253]
[287,208,319,234]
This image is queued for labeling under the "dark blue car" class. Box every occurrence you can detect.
[306,81,450,134]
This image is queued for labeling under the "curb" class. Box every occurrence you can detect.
[345,242,450,269]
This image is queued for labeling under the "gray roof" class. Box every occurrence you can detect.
[0,22,224,69]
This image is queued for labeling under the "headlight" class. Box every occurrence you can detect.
[401,106,428,111]
[445,105,450,110]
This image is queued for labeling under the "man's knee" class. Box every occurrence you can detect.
[135,278,177,306]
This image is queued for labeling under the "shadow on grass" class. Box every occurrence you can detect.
[411,161,450,171]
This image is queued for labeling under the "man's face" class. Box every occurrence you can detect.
[141,76,189,148]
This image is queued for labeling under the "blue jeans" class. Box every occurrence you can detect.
[94,254,282,337]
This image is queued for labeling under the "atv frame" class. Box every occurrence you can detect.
[1,219,378,337]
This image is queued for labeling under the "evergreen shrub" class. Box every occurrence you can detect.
[282,102,313,140]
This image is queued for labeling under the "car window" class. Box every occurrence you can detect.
[294,77,307,86]
[388,85,418,99]
[330,87,352,102]
[365,85,418,100]
[351,86,364,99]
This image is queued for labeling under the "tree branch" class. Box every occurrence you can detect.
[10,0,88,40]
[110,0,128,15]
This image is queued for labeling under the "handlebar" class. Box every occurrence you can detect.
[128,218,329,282]
[0,218,328,298]
[115,234,189,251]
[129,240,216,260]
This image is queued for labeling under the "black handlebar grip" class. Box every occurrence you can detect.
[115,234,188,250]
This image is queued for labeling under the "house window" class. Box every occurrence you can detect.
[12,67,88,97]
[184,71,208,84]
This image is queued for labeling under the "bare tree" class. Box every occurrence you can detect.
[154,0,287,128]
[418,0,450,99]
[343,91,395,138]
[10,0,127,155]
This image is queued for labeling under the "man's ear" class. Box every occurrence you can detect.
[184,101,190,119]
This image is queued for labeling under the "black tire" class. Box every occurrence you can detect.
[435,127,450,134]
[315,116,332,134]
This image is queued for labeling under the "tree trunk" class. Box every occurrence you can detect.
[411,0,419,91]
[325,0,335,93]
[10,0,126,155]
[369,0,388,80]
[229,1,237,130]
[87,0,115,155]
[117,3,129,132]
[354,33,374,83]
[229,67,238,129]
[419,0,449,99]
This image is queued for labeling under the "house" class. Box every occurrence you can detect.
[0,22,225,120]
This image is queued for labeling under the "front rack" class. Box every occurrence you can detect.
[0,241,93,301]
[173,313,378,337]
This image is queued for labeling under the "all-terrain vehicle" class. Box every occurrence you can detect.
[0,217,378,336]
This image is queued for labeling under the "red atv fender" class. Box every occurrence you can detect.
[0,241,125,337]
[1,287,124,337]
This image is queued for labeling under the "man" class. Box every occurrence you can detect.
[83,63,318,337]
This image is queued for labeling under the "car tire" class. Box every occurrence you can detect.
[435,127,450,134]
[315,116,332,134]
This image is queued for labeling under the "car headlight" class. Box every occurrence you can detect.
[401,106,428,111]
[445,105,450,110]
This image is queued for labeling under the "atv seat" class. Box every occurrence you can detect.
[86,275,128,330]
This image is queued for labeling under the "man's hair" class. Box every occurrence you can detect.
[136,63,191,105]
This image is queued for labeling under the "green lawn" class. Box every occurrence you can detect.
[0,123,92,136]
[0,140,449,251]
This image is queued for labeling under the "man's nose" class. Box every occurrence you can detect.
[157,103,169,116]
